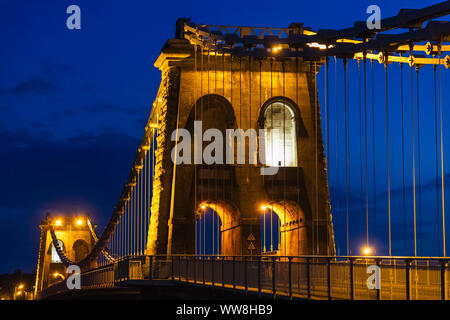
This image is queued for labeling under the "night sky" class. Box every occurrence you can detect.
[0,0,448,274]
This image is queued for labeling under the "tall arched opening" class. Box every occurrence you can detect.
[260,201,307,256]
[195,201,241,256]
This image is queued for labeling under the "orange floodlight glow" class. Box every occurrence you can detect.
[53,272,65,280]
[272,46,282,53]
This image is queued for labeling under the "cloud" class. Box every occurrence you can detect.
[30,121,48,129]
[62,103,145,117]
[0,126,140,207]
[0,126,141,272]
[0,77,57,95]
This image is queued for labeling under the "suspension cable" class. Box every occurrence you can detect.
[385,58,391,256]
[314,60,319,254]
[411,55,417,257]
[371,59,377,244]
[364,54,369,248]
[434,64,442,255]
[296,57,301,255]
[400,61,407,252]
[416,66,423,256]
[335,57,340,255]
[283,59,287,255]
[344,58,349,255]
[438,50,446,256]
[201,47,205,256]
[358,59,364,251]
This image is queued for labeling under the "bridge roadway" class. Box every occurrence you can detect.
[38,255,449,300]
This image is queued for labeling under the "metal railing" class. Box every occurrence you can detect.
[37,255,450,300]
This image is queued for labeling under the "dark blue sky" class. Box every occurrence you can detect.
[0,0,448,273]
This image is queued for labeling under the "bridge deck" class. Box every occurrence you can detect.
[38,255,449,300]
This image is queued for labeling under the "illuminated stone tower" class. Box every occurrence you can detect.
[34,215,95,295]
[145,20,335,257]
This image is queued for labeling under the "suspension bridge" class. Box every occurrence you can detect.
[34,1,450,300]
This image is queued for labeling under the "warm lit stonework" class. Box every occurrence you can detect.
[144,30,335,257]
[34,215,95,294]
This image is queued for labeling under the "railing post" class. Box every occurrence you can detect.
[127,257,130,281]
[178,256,181,281]
[258,256,261,297]
[202,256,205,285]
[327,257,331,300]
[441,259,447,301]
[272,256,276,298]
[186,256,189,283]
[244,256,248,295]
[222,256,225,288]
[212,256,215,287]
[405,259,410,300]
[306,257,311,299]
[349,257,354,300]
[232,256,236,289]
[376,258,381,300]
[149,256,153,280]
[194,255,197,284]
[171,255,174,281]
[288,257,292,300]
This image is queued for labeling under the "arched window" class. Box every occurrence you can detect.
[73,239,89,262]
[263,101,297,166]
[50,240,65,263]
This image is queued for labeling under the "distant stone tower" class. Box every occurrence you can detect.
[34,215,95,295]
[145,20,335,257]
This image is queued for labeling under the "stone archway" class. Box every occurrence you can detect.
[196,200,241,256]
[73,239,89,262]
[261,201,307,256]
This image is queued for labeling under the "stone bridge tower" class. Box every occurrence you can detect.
[145,19,335,257]
[34,215,95,294]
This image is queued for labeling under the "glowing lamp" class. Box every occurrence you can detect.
[18,284,24,290]
[307,42,327,50]
[272,46,282,53]
[362,247,372,256]
[76,219,83,226]
[200,205,206,210]
[261,205,267,210]
[53,272,65,280]
[54,219,62,226]
[16,291,22,296]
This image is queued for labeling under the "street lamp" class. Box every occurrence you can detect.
[362,247,372,256]
[53,272,65,280]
